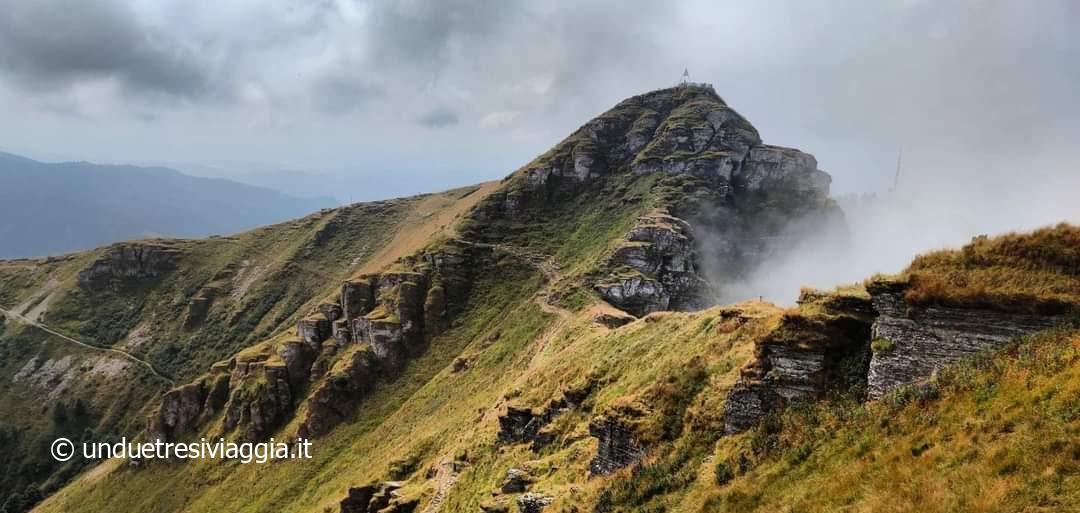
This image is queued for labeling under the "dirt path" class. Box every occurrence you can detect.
[412,240,579,512]
[419,459,461,513]
[452,239,571,320]
[0,305,174,385]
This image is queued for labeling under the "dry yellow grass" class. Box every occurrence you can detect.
[884,223,1079,313]
[350,182,500,278]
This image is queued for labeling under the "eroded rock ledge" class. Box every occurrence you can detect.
[77,242,181,289]
[595,210,707,316]
[865,280,1070,399]
[723,282,1074,434]
[148,242,482,443]
[723,291,873,434]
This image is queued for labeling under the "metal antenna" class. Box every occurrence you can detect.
[681,67,691,85]
[892,147,903,192]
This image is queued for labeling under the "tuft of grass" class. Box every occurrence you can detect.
[870,338,896,354]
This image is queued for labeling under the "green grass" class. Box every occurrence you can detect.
[37,255,547,513]
[0,190,475,510]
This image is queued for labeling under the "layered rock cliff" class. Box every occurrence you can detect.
[148,241,483,443]
[468,84,841,317]
[724,226,1079,433]
[865,279,1072,399]
[723,290,873,434]
[77,242,181,289]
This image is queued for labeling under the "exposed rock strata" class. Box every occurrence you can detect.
[866,280,1069,399]
[464,85,838,315]
[723,292,873,434]
[588,413,648,476]
[723,282,1073,433]
[77,242,180,289]
[148,243,481,444]
[516,493,553,513]
[595,211,707,316]
[497,380,597,452]
[183,286,217,329]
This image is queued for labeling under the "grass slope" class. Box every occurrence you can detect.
[0,186,490,508]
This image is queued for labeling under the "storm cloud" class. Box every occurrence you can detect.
[0,0,212,98]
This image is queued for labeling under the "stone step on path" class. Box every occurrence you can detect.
[420,460,461,513]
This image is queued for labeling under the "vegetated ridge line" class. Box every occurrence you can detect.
[0,305,175,385]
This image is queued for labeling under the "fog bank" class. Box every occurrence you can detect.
[714,150,1080,305]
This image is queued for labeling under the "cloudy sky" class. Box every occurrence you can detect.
[0,0,1077,202]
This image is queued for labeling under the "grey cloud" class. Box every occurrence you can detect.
[0,0,212,98]
[365,0,518,76]
[312,72,385,114]
[416,108,460,128]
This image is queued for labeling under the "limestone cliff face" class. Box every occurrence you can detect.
[723,282,1074,434]
[595,211,707,316]
[723,292,873,434]
[147,242,482,443]
[865,280,1070,399]
[77,242,180,289]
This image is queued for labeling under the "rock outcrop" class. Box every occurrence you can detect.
[497,380,597,452]
[516,493,553,513]
[148,243,481,444]
[724,278,1075,433]
[865,280,1070,399]
[588,412,648,476]
[147,373,229,442]
[595,211,707,316]
[77,242,180,289]
[296,346,378,439]
[723,291,873,434]
[183,286,217,329]
[339,482,417,513]
[499,468,535,494]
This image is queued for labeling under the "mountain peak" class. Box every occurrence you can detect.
[498,84,826,214]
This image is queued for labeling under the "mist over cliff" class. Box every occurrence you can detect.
[713,149,1080,304]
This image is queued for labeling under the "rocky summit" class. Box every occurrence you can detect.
[0,85,1076,513]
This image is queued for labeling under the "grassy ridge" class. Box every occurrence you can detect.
[898,223,1079,314]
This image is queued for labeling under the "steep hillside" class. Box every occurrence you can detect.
[0,184,495,508]
[0,151,336,259]
[2,85,1075,513]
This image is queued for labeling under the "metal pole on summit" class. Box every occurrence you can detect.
[893,147,903,193]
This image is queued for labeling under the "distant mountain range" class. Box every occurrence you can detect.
[0,151,337,259]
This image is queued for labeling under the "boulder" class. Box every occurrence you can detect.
[500,468,534,494]
[516,493,553,513]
